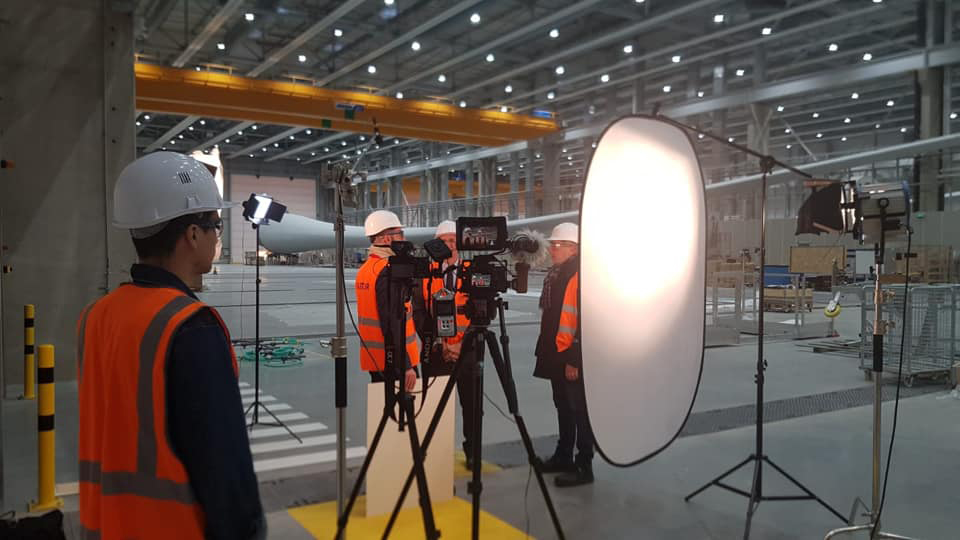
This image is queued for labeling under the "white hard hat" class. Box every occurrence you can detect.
[435,220,456,238]
[113,152,236,230]
[364,210,403,236]
[548,222,579,244]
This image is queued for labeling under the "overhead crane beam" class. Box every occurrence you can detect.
[134,64,558,149]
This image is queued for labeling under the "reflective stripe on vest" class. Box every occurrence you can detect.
[79,285,236,539]
[355,256,420,371]
[556,272,579,353]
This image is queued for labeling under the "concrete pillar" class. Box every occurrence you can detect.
[477,159,492,216]
[524,148,535,217]
[391,177,402,207]
[747,104,773,156]
[912,0,946,211]
[540,141,561,215]
[419,172,428,225]
[380,179,389,209]
[508,152,519,219]
[915,67,944,211]
[753,47,766,86]
[465,161,476,217]
[0,0,137,388]
[687,63,700,99]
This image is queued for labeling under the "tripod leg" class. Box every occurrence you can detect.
[399,395,440,540]
[253,401,303,443]
[483,331,566,540]
[684,455,754,501]
[335,406,392,540]
[382,346,471,538]
[763,456,846,523]
[470,334,485,540]
[743,457,762,540]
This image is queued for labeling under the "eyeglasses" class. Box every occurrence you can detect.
[199,219,224,239]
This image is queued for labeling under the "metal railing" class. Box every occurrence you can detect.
[840,283,960,385]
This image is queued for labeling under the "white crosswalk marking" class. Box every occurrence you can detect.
[239,382,366,474]
[241,394,276,405]
[249,421,328,439]
[253,447,367,473]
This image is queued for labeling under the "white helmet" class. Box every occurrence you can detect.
[435,220,456,238]
[113,152,235,230]
[549,222,579,244]
[364,210,403,237]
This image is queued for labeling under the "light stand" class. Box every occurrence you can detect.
[242,195,301,442]
[324,164,358,523]
[824,193,915,540]
[651,114,847,538]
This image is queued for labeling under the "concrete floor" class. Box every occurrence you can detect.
[2,264,957,539]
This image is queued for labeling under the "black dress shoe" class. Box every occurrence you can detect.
[554,465,594,487]
[539,455,575,474]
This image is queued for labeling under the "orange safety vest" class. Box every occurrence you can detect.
[556,272,579,353]
[355,254,421,372]
[422,262,471,344]
[77,284,238,540]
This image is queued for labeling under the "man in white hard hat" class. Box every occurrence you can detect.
[533,222,594,487]
[419,220,478,469]
[355,210,419,391]
[77,152,265,539]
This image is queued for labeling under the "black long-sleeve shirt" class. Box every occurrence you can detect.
[131,264,265,540]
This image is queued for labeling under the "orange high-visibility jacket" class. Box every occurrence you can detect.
[422,262,471,345]
[556,272,579,353]
[355,254,420,371]
[77,284,237,540]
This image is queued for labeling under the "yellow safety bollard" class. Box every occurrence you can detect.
[29,344,63,512]
[23,304,35,400]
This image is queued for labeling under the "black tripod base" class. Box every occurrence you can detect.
[245,400,303,443]
[685,454,846,539]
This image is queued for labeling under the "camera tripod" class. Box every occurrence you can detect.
[335,274,440,540]
[381,296,566,540]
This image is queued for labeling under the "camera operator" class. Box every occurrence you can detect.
[355,210,419,391]
[418,220,478,469]
[534,223,594,487]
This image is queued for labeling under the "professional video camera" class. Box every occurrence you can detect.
[455,216,546,324]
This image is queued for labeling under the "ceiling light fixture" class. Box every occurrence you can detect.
[662,85,671,93]
[623,44,633,54]
[298,54,307,63]
[862,52,873,61]
[217,42,226,50]
[549,28,559,39]
[486,53,495,63]
[367,64,377,74]
[504,84,513,93]
[600,74,610,83]
[671,55,681,63]
[470,12,481,25]
[459,100,467,108]
[396,91,404,99]
[761,27,772,35]
[713,14,724,23]
[828,43,838,52]
[244,12,254,21]
[438,73,447,82]
[555,65,565,75]
[334,28,343,37]
[547,91,555,100]
[411,41,421,51]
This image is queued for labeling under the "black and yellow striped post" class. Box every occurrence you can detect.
[29,344,63,511]
[23,304,36,400]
